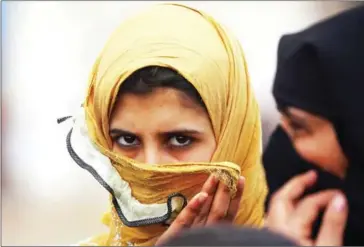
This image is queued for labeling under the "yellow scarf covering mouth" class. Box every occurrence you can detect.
[78,3,267,246]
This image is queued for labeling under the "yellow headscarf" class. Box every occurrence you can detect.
[78,3,267,246]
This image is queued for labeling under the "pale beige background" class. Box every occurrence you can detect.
[2,1,360,245]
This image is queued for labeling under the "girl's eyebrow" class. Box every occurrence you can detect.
[110,128,135,136]
[110,128,203,136]
[158,129,202,137]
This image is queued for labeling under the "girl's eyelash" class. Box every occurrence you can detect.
[167,136,196,149]
[112,134,139,143]
[111,134,123,141]
[168,135,195,141]
[111,134,197,149]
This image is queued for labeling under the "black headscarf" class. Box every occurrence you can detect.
[264,6,364,246]
[162,226,297,246]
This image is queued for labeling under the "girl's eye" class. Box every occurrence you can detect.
[290,121,305,131]
[290,120,311,133]
[117,135,140,147]
[168,135,192,147]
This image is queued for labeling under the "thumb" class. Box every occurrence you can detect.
[316,193,348,246]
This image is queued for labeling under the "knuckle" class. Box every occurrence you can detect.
[185,200,203,215]
[210,208,226,220]
[187,204,202,215]
[198,209,209,219]
[194,216,206,226]
[174,217,190,229]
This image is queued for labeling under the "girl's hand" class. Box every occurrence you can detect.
[156,174,245,246]
[266,170,348,246]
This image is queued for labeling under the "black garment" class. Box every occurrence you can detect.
[264,127,345,239]
[273,5,364,163]
[264,6,364,246]
[162,225,297,246]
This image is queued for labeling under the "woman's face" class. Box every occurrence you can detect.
[109,88,216,164]
[280,107,348,178]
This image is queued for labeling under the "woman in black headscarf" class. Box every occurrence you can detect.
[264,5,364,246]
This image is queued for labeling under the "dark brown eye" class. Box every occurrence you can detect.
[169,135,192,147]
[290,121,305,131]
[117,135,140,147]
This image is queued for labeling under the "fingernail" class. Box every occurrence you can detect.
[239,176,245,186]
[198,192,208,203]
[332,194,346,212]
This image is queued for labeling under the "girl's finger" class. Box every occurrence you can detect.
[225,176,245,221]
[155,192,208,246]
[272,170,317,203]
[206,181,231,224]
[266,170,317,233]
[192,175,219,226]
[290,190,338,238]
[316,193,348,246]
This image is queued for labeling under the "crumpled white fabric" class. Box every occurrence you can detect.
[68,108,181,222]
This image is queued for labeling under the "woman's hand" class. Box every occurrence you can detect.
[155,175,245,246]
[265,170,348,246]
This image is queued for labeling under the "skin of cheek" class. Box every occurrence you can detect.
[293,129,347,178]
[280,107,348,178]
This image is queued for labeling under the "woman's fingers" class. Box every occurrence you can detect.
[155,192,208,246]
[290,190,338,238]
[267,170,317,226]
[272,170,317,203]
[266,170,347,247]
[192,175,219,226]
[206,180,231,224]
[316,193,348,246]
[225,176,245,221]
[194,175,245,225]
[266,170,319,239]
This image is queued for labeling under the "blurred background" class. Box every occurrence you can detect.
[2,1,362,245]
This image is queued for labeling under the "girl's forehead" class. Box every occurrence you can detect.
[110,88,212,133]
